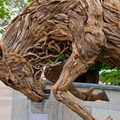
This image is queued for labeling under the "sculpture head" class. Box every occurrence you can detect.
[0,49,46,102]
[0,0,72,102]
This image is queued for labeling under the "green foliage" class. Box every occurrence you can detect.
[89,61,113,72]
[0,0,11,19]
[51,52,71,63]
[0,0,33,34]
[27,0,33,2]
[90,62,120,85]
[0,0,11,34]
[99,69,120,85]
[0,0,33,20]
[90,62,103,71]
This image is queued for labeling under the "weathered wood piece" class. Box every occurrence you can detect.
[0,0,119,119]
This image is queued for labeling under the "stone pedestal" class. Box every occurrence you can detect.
[11,89,83,120]
[12,82,120,120]
[11,90,50,120]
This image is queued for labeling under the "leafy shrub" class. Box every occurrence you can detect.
[99,69,120,85]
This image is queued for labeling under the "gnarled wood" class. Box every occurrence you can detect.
[0,0,120,119]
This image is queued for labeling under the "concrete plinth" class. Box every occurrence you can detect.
[11,90,50,120]
[11,82,120,120]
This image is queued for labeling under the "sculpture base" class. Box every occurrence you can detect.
[11,89,84,120]
[11,82,120,120]
[11,89,51,120]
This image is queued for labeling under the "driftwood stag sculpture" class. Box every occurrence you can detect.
[0,0,120,119]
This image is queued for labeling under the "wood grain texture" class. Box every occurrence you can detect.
[0,0,119,119]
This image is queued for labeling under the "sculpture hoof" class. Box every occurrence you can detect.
[99,90,109,101]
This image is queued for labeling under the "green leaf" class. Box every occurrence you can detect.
[27,0,33,2]
[100,70,120,85]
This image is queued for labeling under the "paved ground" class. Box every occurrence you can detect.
[0,81,12,120]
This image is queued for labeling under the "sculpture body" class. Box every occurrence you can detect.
[0,0,120,119]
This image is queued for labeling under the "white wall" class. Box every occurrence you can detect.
[12,82,120,120]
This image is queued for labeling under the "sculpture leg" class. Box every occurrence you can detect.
[45,63,109,102]
[52,54,97,120]
[69,85,109,101]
